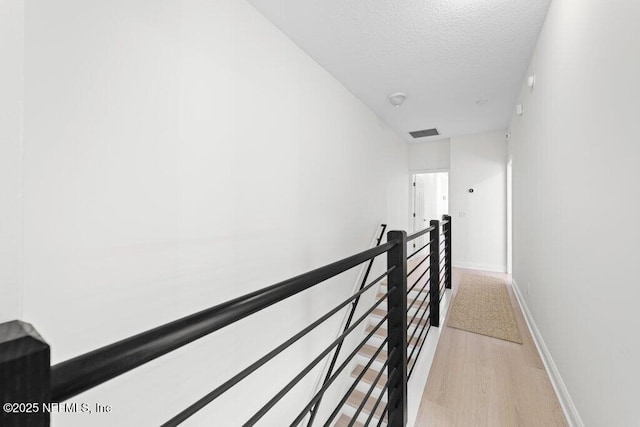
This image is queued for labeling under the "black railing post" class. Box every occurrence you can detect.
[429,220,440,327]
[443,215,452,289]
[386,230,407,427]
[0,320,50,427]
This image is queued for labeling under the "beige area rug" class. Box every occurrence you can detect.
[447,274,523,344]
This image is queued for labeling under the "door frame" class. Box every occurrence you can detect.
[409,168,450,235]
[506,156,513,274]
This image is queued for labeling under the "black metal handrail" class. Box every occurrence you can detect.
[1,216,453,427]
[50,239,395,402]
[407,225,434,242]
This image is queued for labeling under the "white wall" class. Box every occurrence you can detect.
[0,0,23,322]
[450,131,507,272]
[17,0,409,425]
[508,1,640,425]
[409,139,450,172]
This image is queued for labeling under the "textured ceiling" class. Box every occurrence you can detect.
[246,0,551,142]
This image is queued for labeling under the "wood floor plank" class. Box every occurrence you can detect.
[415,268,567,427]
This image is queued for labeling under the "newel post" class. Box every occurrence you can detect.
[443,214,452,289]
[386,230,407,427]
[0,320,50,426]
[429,220,440,327]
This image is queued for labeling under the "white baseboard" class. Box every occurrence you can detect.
[453,261,506,273]
[511,279,584,427]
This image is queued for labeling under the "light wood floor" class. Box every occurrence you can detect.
[415,268,567,427]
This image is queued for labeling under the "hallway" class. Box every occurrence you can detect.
[415,269,567,426]
[3,0,639,425]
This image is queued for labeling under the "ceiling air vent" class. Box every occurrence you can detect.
[409,128,439,139]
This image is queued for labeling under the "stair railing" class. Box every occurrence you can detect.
[306,224,387,426]
[0,218,452,427]
[402,214,452,380]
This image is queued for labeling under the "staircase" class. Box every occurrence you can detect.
[333,254,431,426]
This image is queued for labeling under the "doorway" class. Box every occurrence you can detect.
[411,172,449,251]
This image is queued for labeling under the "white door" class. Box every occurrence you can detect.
[412,172,450,253]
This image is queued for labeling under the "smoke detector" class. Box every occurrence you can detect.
[389,92,407,108]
